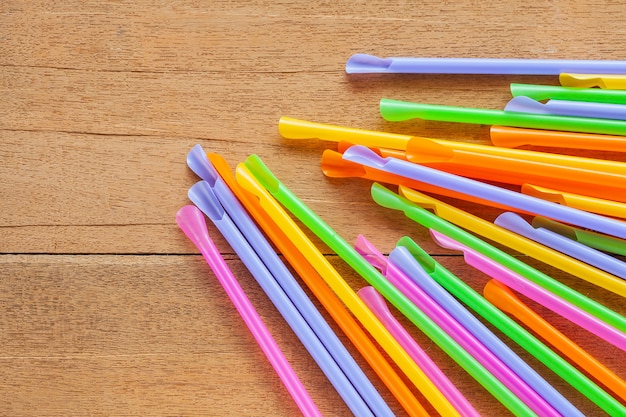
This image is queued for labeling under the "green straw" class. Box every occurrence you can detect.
[379,98,626,136]
[511,83,626,104]
[243,154,539,417]
[395,235,626,416]
[369,183,626,334]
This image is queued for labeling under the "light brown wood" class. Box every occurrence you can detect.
[2,1,626,416]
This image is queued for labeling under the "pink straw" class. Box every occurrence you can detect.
[358,285,480,417]
[176,205,321,417]
[430,229,626,352]
[355,235,560,417]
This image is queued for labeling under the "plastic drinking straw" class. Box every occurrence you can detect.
[505,96,626,120]
[241,155,540,417]
[234,164,462,417]
[560,73,626,89]
[321,148,521,213]
[532,216,626,257]
[188,181,376,417]
[344,53,626,75]
[175,205,322,417]
[339,138,626,216]
[489,125,626,153]
[511,83,626,104]
[379,98,626,136]
[397,185,626,301]
[368,183,626,334]
[386,245,584,417]
[279,116,413,151]
[429,229,626,352]
[496,212,626,280]
[355,237,557,417]
[329,145,626,220]
[200,151,429,417]
[280,116,626,174]
[342,145,626,242]
[208,179,395,417]
[393,235,626,416]
[401,137,626,202]
[484,279,626,403]
[335,140,626,205]
[357,285,480,417]
[521,184,626,219]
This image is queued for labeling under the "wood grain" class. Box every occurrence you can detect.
[2,1,626,416]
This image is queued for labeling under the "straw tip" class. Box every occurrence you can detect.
[278,117,317,139]
[188,181,225,221]
[379,98,417,121]
[345,53,392,74]
[244,154,281,194]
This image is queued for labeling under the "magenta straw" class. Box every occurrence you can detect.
[354,235,559,417]
[430,229,626,352]
[357,285,480,417]
[176,205,322,417]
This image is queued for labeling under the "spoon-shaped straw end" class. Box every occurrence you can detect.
[393,239,438,275]
[484,279,532,322]
[370,183,405,212]
[343,144,389,169]
[398,186,441,212]
[176,205,212,253]
[494,212,536,235]
[188,181,225,221]
[243,154,281,194]
[345,54,393,74]
[321,149,368,178]
[380,99,423,122]
[405,137,455,163]
[187,144,219,184]
[279,116,323,139]
[504,97,550,114]
[354,234,390,275]
[559,74,609,89]
[357,286,394,319]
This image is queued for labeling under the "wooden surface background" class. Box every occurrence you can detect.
[2,1,625,416]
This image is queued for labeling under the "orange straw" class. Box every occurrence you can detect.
[484,279,626,403]
[208,153,430,417]
[490,125,626,153]
[402,136,626,203]
[333,133,626,203]
[322,148,529,214]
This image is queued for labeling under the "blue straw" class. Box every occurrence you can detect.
[210,178,394,417]
[342,145,626,240]
[188,181,376,417]
[388,245,584,417]
[496,212,626,280]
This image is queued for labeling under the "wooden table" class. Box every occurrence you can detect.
[2,1,625,415]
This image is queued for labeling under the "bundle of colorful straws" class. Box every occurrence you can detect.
[177,55,626,417]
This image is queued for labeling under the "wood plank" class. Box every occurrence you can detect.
[3,0,626,415]
[3,1,626,73]
[0,254,343,416]
[1,65,518,139]
[2,255,624,416]
[1,129,512,254]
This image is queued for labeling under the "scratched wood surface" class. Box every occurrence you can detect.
[1,1,625,416]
